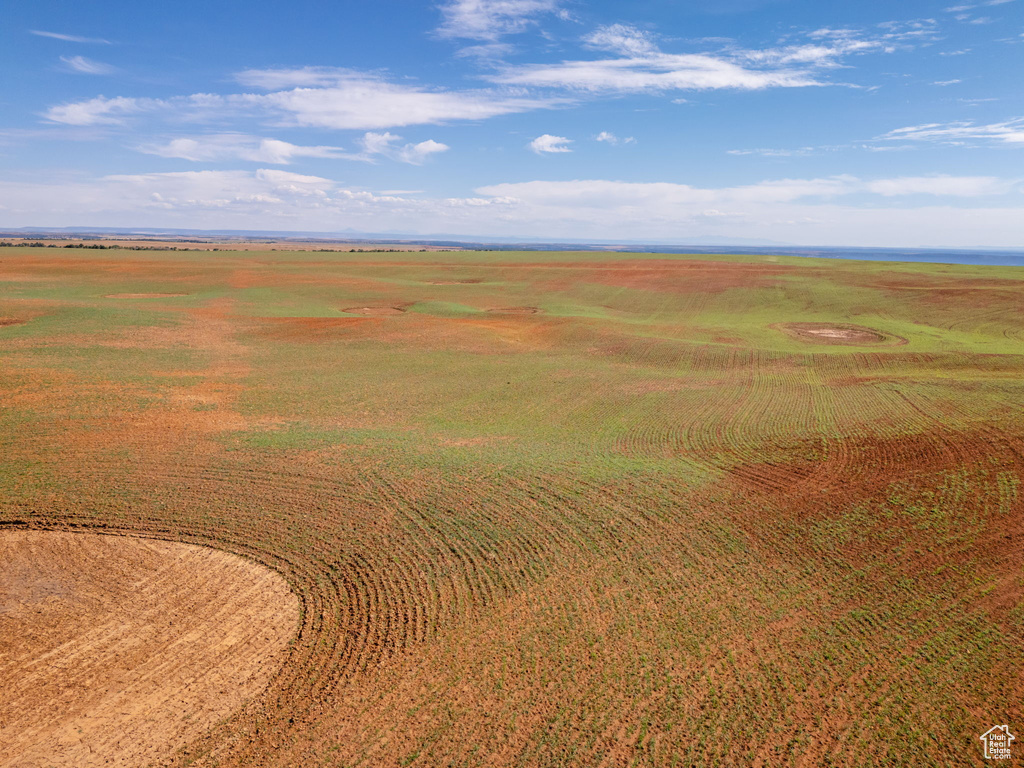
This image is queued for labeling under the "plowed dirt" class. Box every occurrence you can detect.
[0,530,298,768]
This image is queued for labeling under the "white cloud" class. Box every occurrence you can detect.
[529,134,572,153]
[358,132,450,164]
[436,0,563,41]
[880,118,1024,145]
[492,53,824,93]
[595,131,635,145]
[1,171,1022,247]
[138,131,448,165]
[44,71,561,130]
[30,30,110,44]
[488,20,922,94]
[933,79,962,85]
[60,55,116,75]
[865,175,1010,196]
[234,66,359,90]
[477,175,1012,205]
[139,134,351,164]
[727,147,816,157]
[44,95,157,125]
[258,76,555,129]
[583,24,659,56]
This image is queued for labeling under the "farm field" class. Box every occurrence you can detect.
[0,246,1022,766]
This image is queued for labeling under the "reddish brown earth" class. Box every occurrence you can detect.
[1,249,1021,767]
[0,531,298,768]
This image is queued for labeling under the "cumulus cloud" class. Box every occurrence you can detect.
[60,55,116,75]
[44,71,562,130]
[31,30,110,44]
[436,0,564,41]
[358,132,450,164]
[529,134,572,153]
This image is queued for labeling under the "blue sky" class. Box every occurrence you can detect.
[1,0,1022,245]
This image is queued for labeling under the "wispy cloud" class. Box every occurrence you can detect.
[583,24,659,56]
[45,70,563,130]
[595,131,635,145]
[528,134,572,153]
[880,118,1024,145]
[138,134,352,163]
[44,94,224,126]
[492,53,824,93]
[60,55,116,75]
[30,29,111,44]
[727,147,818,157]
[436,0,564,41]
[139,132,448,165]
[488,20,930,95]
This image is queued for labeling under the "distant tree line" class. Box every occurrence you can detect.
[0,242,451,253]
[1,241,204,251]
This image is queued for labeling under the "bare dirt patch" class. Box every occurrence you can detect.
[429,279,483,285]
[0,530,298,768]
[0,318,26,327]
[104,293,189,299]
[774,322,905,346]
[486,306,542,315]
[342,306,407,316]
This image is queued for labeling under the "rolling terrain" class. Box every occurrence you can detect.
[1,247,1022,766]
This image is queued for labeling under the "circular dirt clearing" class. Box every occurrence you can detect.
[775,322,905,346]
[486,306,542,315]
[0,530,298,768]
[104,293,189,299]
[342,305,407,315]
